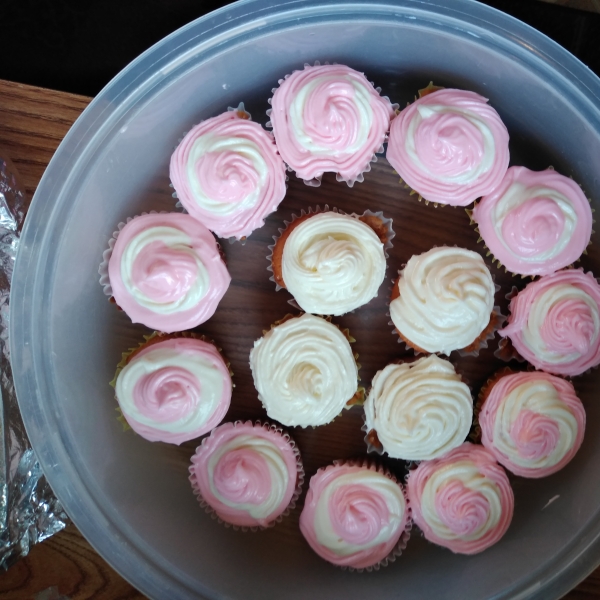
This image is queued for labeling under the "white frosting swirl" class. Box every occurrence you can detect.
[281,213,386,316]
[390,246,495,353]
[120,225,209,315]
[249,314,358,427]
[364,356,473,460]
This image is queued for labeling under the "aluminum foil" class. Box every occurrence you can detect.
[0,156,68,570]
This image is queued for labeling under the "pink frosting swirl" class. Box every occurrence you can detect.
[299,463,409,569]
[472,166,592,275]
[386,89,509,206]
[116,337,232,445]
[189,422,301,528]
[170,110,286,240]
[108,213,230,333]
[500,269,600,376]
[407,443,514,554]
[270,64,394,184]
[479,372,585,477]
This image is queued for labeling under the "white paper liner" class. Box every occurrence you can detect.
[307,458,412,573]
[266,60,398,188]
[188,419,305,532]
[265,204,395,315]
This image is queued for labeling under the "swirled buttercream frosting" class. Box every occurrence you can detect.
[189,421,301,528]
[386,89,509,206]
[115,337,232,444]
[299,462,409,569]
[249,314,358,427]
[390,246,496,354]
[479,371,585,478]
[364,355,473,461]
[108,213,230,333]
[279,212,387,315]
[170,109,287,240]
[270,64,395,184]
[500,269,600,376]
[472,166,592,276]
[407,443,514,554]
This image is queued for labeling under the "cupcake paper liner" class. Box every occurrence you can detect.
[188,419,305,532]
[266,204,395,309]
[312,458,412,573]
[266,61,398,188]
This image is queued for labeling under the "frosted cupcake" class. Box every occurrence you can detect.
[390,246,497,354]
[471,166,592,276]
[189,421,303,528]
[249,313,359,427]
[170,106,287,240]
[270,210,389,315]
[407,443,514,555]
[299,461,410,569]
[113,334,232,444]
[364,355,473,461]
[478,371,585,478]
[387,89,509,206]
[500,269,600,376]
[269,64,395,186]
[106,213,230,333]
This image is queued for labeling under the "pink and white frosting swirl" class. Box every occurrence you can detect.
[299,463,409,569]
[386,89,509,206]
[472,166,592,276]
[407,443,514,554]
[479,372,585,478]
[170,109,287,240]
[500,269,600,376]
[108,213,230,333]
[115,337,232,445]
[270,64,395,184]
[189,422,301,528]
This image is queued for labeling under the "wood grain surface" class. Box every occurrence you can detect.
[0,78,599,599]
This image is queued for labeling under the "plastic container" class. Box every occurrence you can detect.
[9,1,600,599]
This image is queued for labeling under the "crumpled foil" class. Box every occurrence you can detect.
[0,156,68,570]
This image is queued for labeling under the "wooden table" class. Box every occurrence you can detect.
[0,79,599,600]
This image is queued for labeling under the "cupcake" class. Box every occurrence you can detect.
[478,370,585,478]
[386,88,509,206]
[189,421,303,528]
[269,63,395,186]
[249,313,359,427]
[113,333,232,444]
[170,106,287,240]
[390,246,497,354]
[270,210,389,316]
[299,461,410,570]
[499,269,600,376]
[105,213,230,333]
[406,443,514,555]
[471,166,593,276]
[364,355,473,461]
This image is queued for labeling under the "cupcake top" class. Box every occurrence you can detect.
[364,355,473,461]
[386,89,509,206]
[479,371,585,478]
[270,64,395,185]
[114,336,232,445]
[390,246,496,354]
[108,213,231,332]
[299,462,409,569]
[170,108,287,240]
[472,166,592,276]
[277,211,387,316]
[500,269,600,376]
[249,313,358,427]
[189,421,301,528]
[407,443,514,555]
